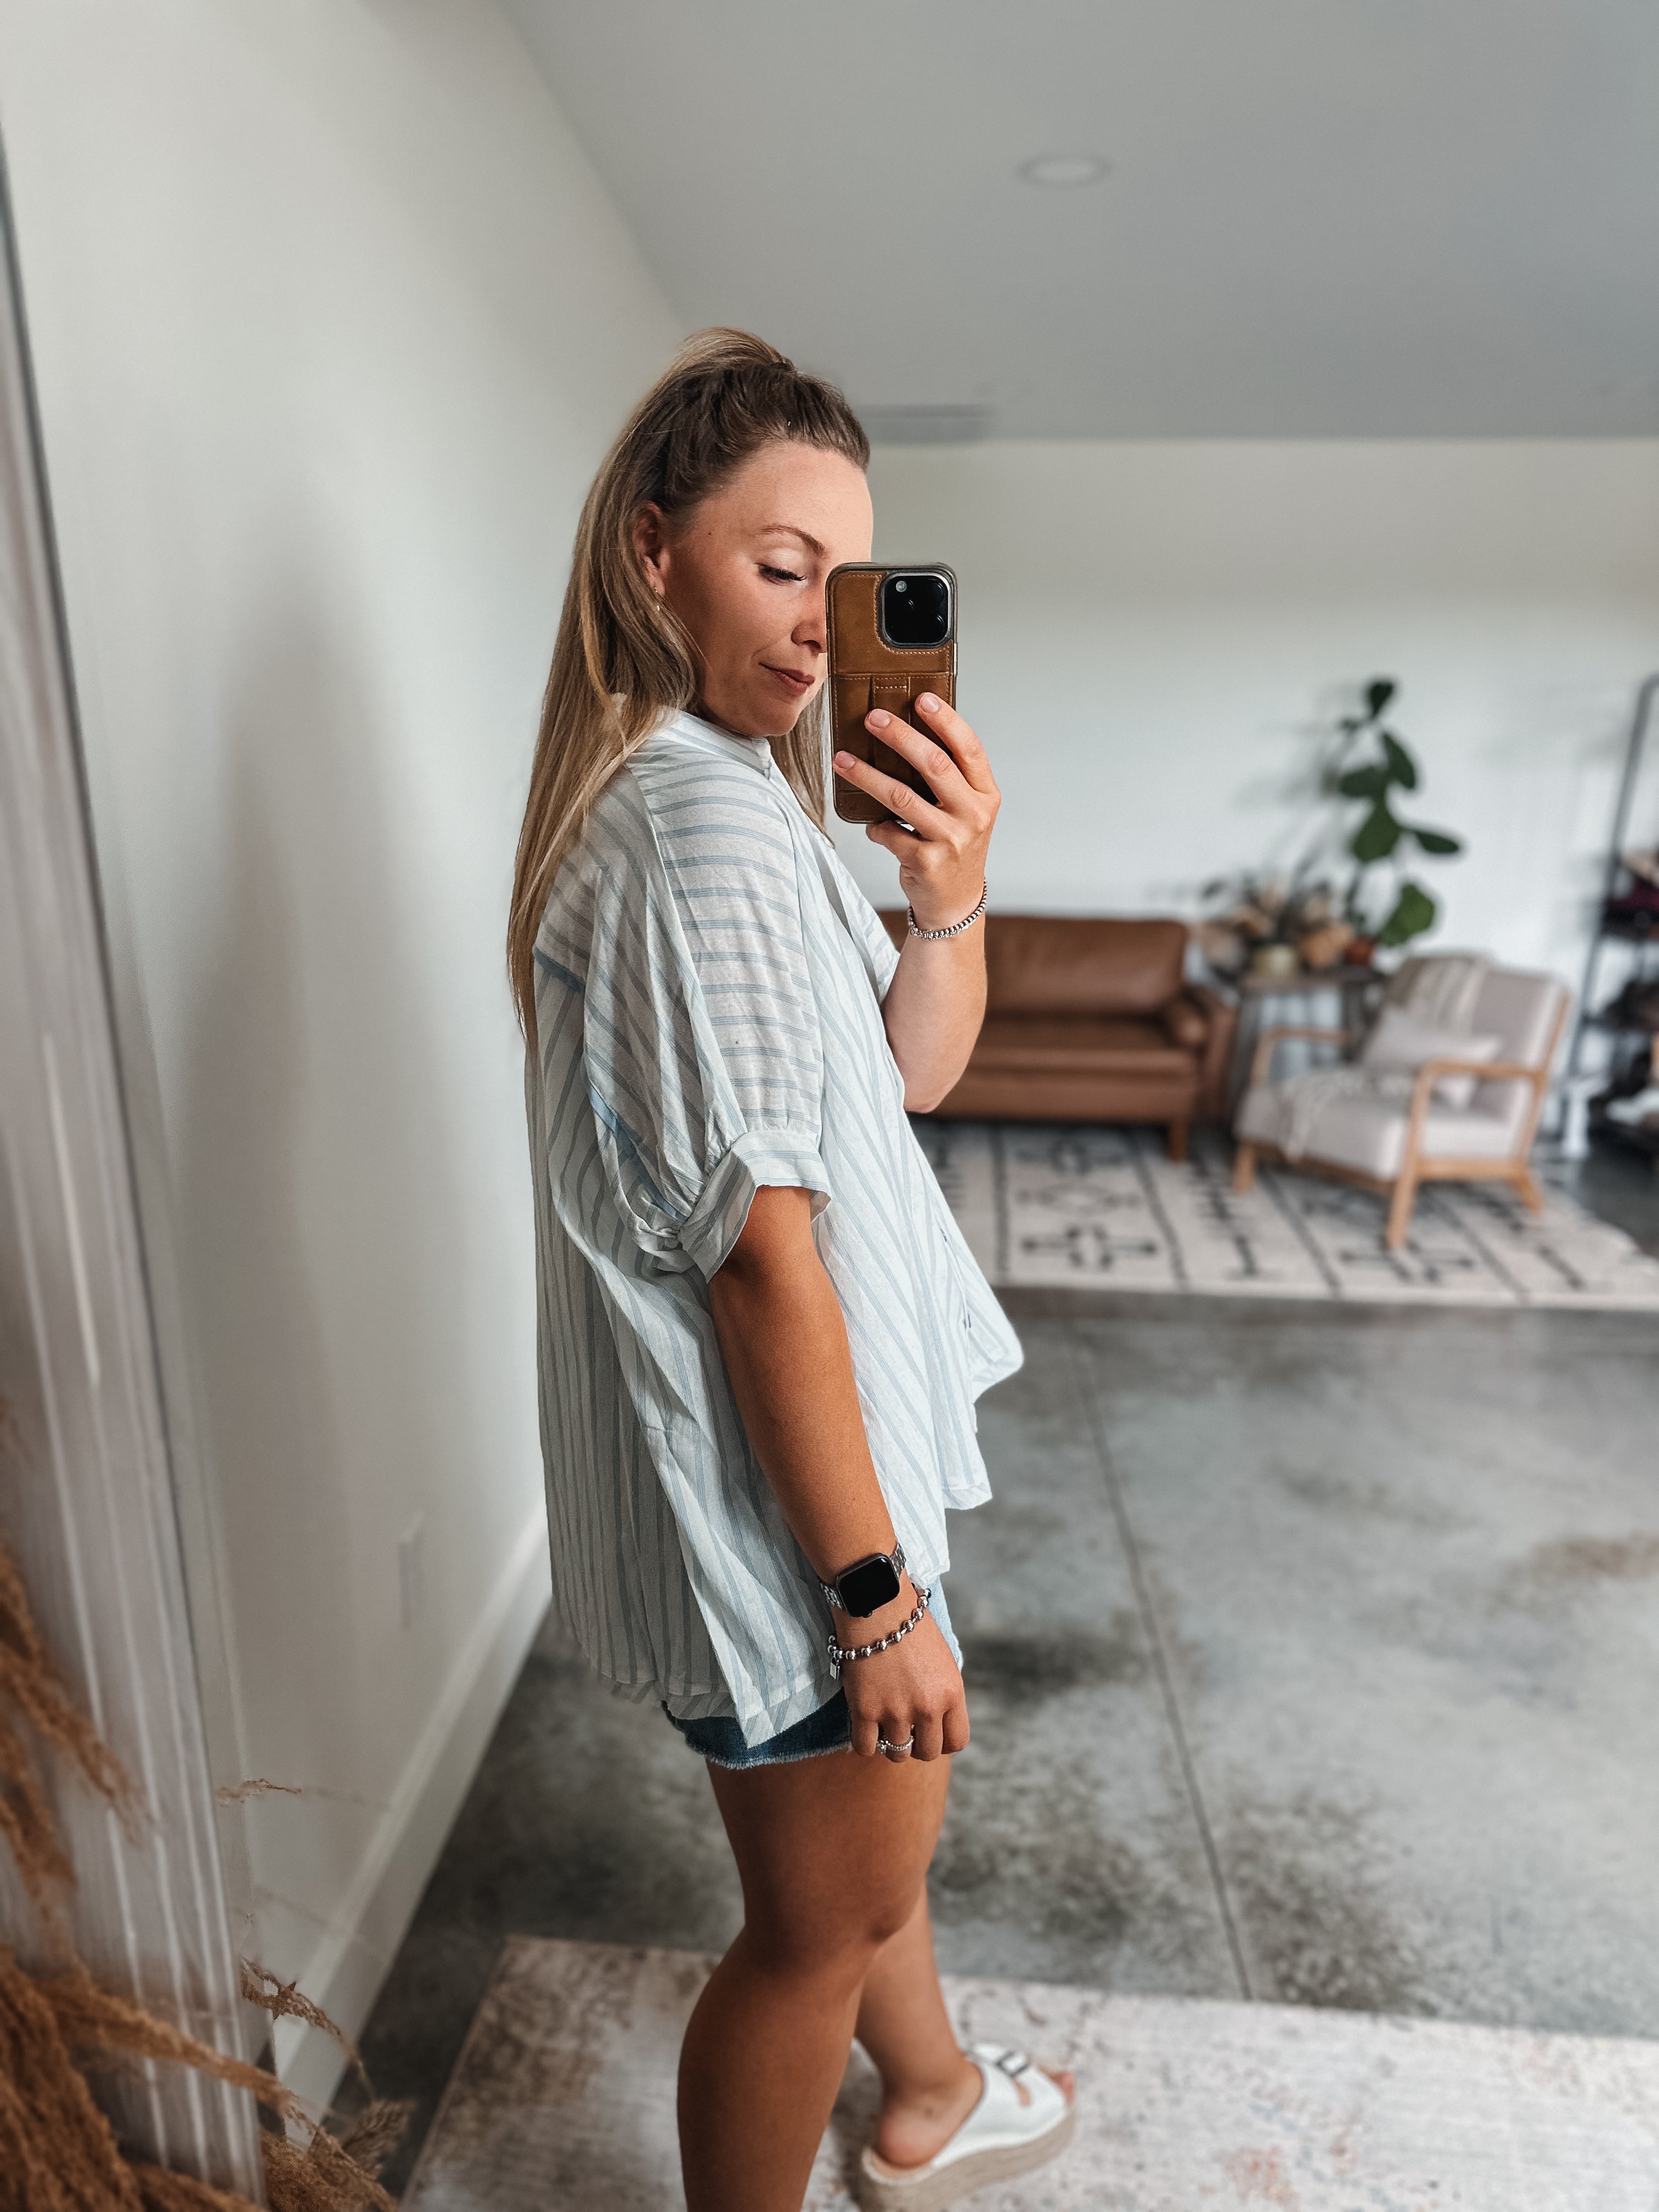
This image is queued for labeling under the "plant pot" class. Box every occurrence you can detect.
[1249,943,1302,980]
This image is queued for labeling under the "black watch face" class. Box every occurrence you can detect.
[839,1554,903,1618]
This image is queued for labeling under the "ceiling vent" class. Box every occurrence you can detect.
[857,404,995,446]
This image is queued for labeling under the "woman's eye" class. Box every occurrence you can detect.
[761,564,805,584]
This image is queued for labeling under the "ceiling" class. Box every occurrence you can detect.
[504,0,1659,439]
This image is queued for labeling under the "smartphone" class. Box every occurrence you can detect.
[827,563,957,824]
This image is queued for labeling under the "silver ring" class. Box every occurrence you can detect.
[878,1734,915,1757]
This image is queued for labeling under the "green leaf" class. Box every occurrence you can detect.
[1338,765,1388,800]
[1411,826,1462,856]
[1350,803,1403,864]
[1377,879,1436,946]
[1380,733,1418,790]
[1365,677,1397,718]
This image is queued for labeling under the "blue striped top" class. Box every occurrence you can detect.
[524,709,1022,1745]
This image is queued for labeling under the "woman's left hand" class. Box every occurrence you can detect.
[833,693,1000,932]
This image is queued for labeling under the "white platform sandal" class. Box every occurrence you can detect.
[856,2044,1077,2211]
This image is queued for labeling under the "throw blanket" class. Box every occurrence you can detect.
[1381,951,1491,1031]
[1269,953,1492,1161]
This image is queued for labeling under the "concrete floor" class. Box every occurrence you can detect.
[349,1137,1659,2191]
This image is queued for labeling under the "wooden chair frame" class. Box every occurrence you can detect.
[1231,994,1571,1251]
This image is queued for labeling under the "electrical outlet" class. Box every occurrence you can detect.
[397,1515,426,1630]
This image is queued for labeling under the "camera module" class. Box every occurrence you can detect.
[878,570,952,649]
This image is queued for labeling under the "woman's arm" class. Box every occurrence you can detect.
[707,1183,967,1762]
[832,693,1000,1111]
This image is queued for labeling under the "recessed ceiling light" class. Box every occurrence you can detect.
[1018,153,1109,188]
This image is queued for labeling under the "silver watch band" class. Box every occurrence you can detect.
[819,1538,906,1611]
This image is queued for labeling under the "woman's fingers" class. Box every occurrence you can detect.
[941,1697,970,1757]
[849,1704,884,1758]
[909,1709,945,1763]
[833,743,949,836]
[912,691,998,795]
[864,710,970,804]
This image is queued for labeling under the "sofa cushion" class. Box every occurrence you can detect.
[970,1014,1196,1079]
[984,916,1188,1017]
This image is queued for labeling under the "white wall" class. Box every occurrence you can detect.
[0,0,679,2106]
[849,442,1659,988]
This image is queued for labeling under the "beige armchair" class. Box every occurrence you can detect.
[1232,966,1571,1250]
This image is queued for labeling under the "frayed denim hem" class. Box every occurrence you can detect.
[661,1688,850,1768]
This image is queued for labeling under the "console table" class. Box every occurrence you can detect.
[1226,963,1382,1112]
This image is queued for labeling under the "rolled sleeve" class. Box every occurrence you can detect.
[583,810,830,1274]
[681,1127,833,1282]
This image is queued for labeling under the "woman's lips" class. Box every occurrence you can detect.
[763,663,814,696]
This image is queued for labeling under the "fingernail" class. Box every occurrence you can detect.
[867,709,890,729]
[918,692,939,712]
[833,751,854,768]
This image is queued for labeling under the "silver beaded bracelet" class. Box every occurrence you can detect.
[826,1586,932,1681]
[906,884,987,940]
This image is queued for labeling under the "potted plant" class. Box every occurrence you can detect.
[1328,678,1464,950]
[1197,679,1466,981]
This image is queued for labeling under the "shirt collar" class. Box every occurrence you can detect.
[661,707,775,777]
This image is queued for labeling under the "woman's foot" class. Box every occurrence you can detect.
[873,2049,1075,2170]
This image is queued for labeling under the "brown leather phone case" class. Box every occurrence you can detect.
[828,563,956,823]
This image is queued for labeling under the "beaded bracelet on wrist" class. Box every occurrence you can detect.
[827,1586,932,1681]
[906,885,987,940]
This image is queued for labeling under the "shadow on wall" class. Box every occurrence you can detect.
[171,556,488,1962]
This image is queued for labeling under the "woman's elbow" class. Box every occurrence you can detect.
[901,1068,958,1114]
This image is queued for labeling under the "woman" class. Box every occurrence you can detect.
[509,329,1076,2211]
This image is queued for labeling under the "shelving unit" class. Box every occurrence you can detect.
[1566,674,1659,1160]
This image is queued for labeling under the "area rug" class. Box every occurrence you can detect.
[401,1936,1659,2211]
[913,1121,1659,1308]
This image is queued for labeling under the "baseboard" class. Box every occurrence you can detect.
[272,1510,552,2113]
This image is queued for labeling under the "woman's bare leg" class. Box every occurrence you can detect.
[677,1748,950,2212]
[854,1886,980,2165]
[855,1889,1077,2168]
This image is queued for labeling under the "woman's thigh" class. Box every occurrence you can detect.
[708,1749,951,1973]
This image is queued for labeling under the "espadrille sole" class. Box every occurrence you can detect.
[855,2095,1077,2212]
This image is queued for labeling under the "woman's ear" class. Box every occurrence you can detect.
[632,503,669,600]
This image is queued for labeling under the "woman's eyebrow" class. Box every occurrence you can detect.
[757,524,827,557]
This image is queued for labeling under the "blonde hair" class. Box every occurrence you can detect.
[507,328,870,1040]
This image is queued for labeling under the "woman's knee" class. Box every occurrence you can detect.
[743,1872,922,1983]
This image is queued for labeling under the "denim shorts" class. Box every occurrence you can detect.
[663,1577,961,1769]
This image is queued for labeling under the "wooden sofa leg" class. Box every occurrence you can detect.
[1166,1119,1189,1164]
[1514,1166,1546,1215]
[1233,1142,1257,1194]
[1385,1173,1419,1251]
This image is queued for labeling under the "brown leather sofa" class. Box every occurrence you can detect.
[880,912,1235,1158]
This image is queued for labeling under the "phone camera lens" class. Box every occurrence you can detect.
[879,570,950,648]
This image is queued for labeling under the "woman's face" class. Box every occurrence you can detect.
[634,441,874,739]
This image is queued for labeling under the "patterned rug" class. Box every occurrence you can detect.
[404,1937,1659,2210]
[914,1121,1659,1309]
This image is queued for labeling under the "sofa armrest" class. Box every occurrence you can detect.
[1184,984,1239,1121]
[1161,994,1209,1049]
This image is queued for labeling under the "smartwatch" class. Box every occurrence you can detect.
[819,1540,907,1620]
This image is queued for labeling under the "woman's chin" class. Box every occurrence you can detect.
[714,689,810,740]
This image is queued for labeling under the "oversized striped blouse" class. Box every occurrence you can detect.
[524,708,1022,1746]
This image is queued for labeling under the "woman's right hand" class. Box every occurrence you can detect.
[840,1579,969,1763]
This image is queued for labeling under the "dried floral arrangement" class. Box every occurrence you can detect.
[1194,872,1357,980]
[1,1400,409,2210]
